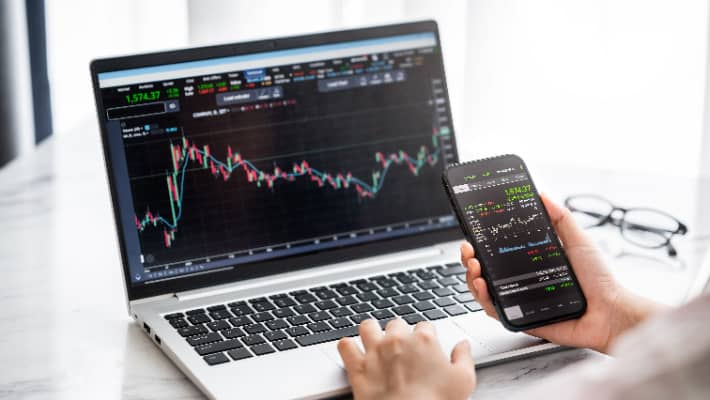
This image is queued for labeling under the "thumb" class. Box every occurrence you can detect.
[451,340,474,371]
[540,192,590,248]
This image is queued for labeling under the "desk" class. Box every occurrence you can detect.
[1,123,708,399]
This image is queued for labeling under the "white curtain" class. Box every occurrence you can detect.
[45,0,709,176]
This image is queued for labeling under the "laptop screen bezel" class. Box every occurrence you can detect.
[90,20,462,301]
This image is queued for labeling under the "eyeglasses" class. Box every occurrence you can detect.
[564,194,688,257]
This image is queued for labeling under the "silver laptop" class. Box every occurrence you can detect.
[90,20,556,400]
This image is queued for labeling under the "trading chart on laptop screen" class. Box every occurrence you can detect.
[97,32,457,285]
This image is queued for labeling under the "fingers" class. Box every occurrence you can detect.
[338,337,364,372]
[460,241,475,265]
[359,318,383,352]
[384,318,410,337]
[450,340,474,371]
[540,193,590,248]
[473,278,498,320]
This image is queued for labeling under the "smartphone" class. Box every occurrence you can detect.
[442,154,586,331]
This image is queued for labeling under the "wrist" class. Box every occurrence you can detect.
[603,288,665,353]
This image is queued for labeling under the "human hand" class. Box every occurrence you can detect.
[337,319,476,400]
[461,193,662,353]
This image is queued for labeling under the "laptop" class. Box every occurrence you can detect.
[90,20,557,400]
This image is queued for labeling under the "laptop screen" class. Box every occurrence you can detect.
[95,29,458,287]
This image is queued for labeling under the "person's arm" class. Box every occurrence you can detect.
[462,193,664,353]
[338,319,476,400]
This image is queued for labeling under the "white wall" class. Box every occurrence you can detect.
[45,0,708,176]
[462,0,708,176]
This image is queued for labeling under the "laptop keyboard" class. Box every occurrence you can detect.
[163,263,481,366]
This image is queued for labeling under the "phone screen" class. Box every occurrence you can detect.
[444,155,586,330]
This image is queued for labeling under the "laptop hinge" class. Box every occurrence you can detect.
[173,245,444,303]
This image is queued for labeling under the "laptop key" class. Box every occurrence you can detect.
[273,339,298,351]
[391,273,417,284]
[372,299,394,309]
[335,296,357,306]
[242,334,266,346]
[229,316,252,327]
[356,292,378,302]
[307,322,332,333]
[195,339,243,356]
[412,291,435,301]
[418,281,439,290]
[355,282,377,292]
[415,270,437,280]
[188,314,211,325]
[404,313,426,325]
[273,307,295,318]
[206,320,231,332]
[295,293,317,304]
[352,303,374,313]
[251,343,276,356]
[244,323,267,334]
[453,284,470,294]
[223,328,246,338]
[308,311,331,322]
[265,319,289,330]
[444,305,466,316]
[455,293,475,303]
[294,304,317,314]
[228,347,253,361]
[334,285,358,296]
[203,352,229,366]
[186,308,206,315]
[374,278,396,288]
[252,301,276,312]
[187,332,222,346]
[164,312,184,320]
[350,314,371,324]
[423,309,447,320]
[264,330,288,342]
[397,284,419,294]
[331,307,353,317]
[287,315,310,326]
[207,304,227,312]
[330,318,353,329]
[295,326,359,346]
[392,295,414,305]
[314,289,338,300]
[315,300,337,310]
[438,277,459,287]
[413,301,435,312]
[465,303,483,312]
[285,326,309,337]
[178,325,208,337]
[392,305,415,316]
[439,265,466,276]
[169,318,189,329]
[434,297,456,308]
[230,303,254,316]
[372,309,395,319]
[433,287,455,297]
[273,297,296,308]
[377,288,398,298]
[252,312,274,322]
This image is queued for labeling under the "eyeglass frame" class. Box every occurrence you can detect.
[563,194,688,257]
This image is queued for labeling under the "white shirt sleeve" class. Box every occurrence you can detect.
[514,294,710,400]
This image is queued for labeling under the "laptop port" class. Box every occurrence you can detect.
[143,322,151,334]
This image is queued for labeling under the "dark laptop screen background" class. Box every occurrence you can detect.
[96,31,457,286]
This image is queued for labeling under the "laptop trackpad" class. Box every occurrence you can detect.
[452,313,545,354]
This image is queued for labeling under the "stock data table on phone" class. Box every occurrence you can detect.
[0,124,708,399]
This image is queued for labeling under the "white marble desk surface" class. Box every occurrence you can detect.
[1,124,708,399]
